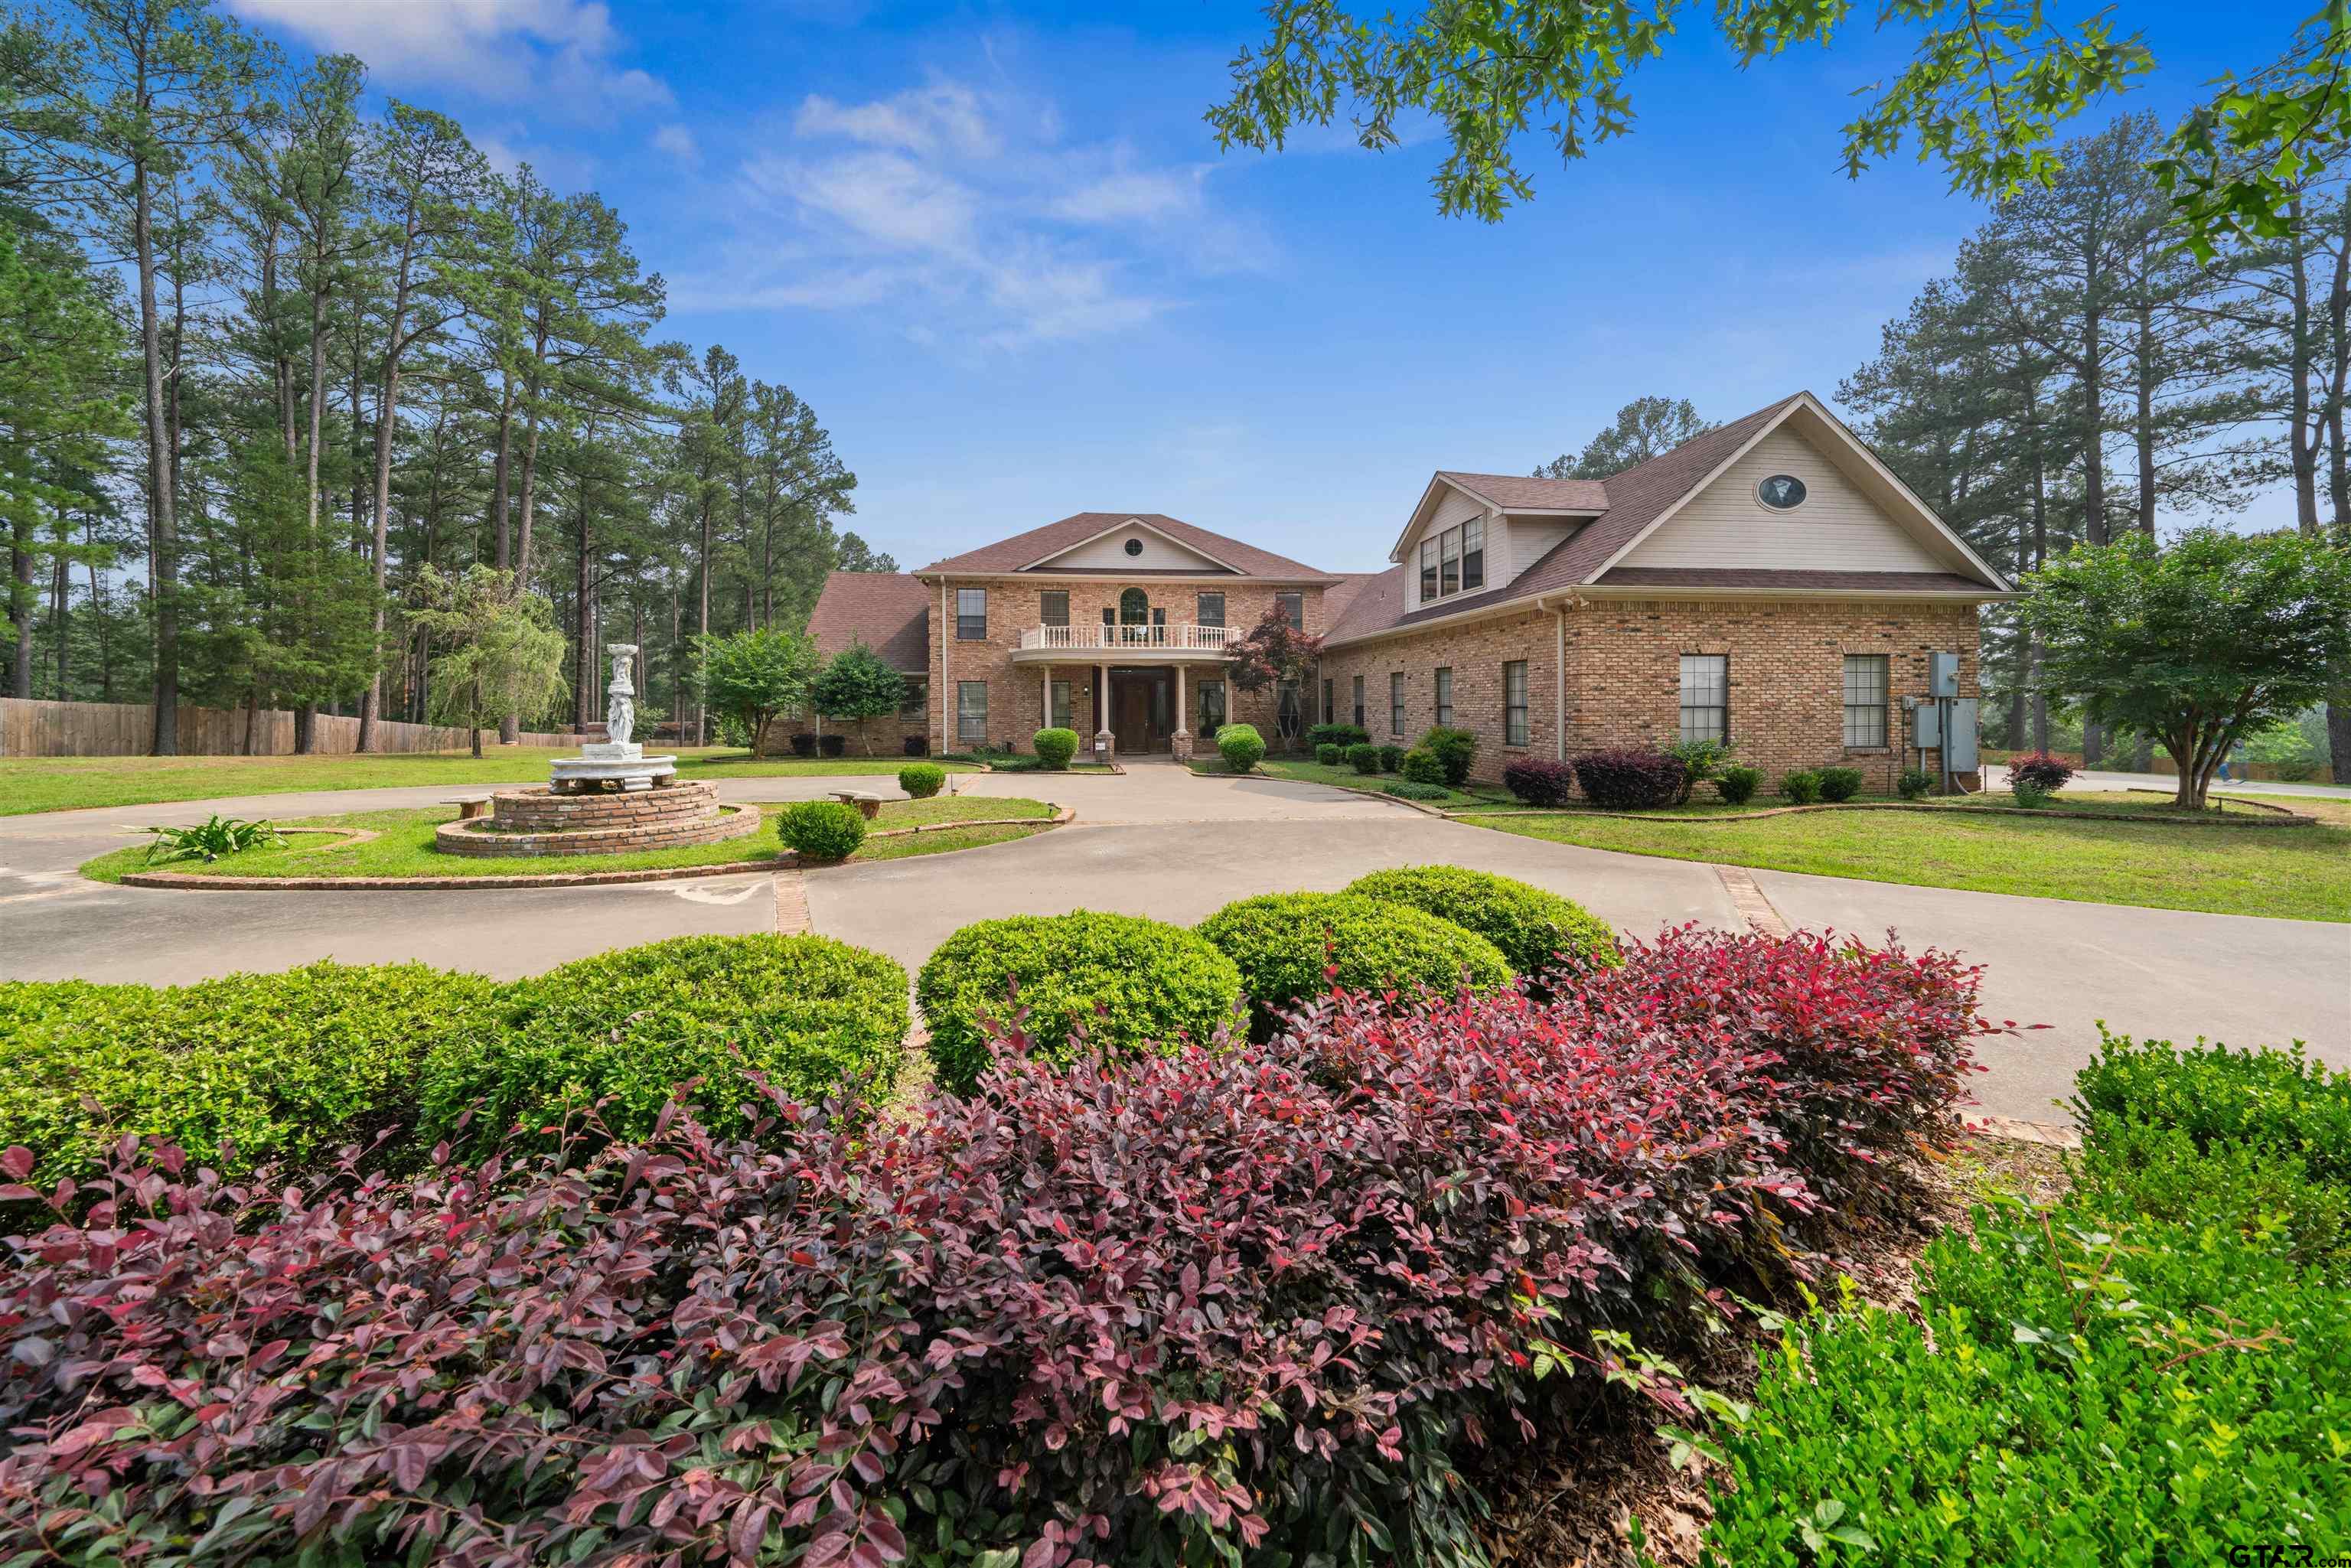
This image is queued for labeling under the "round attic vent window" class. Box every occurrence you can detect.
[1756,474,1808,511]
[1124,537,1144,556]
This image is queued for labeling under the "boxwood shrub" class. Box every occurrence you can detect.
[0,963,504,1185]
[1716,764,1763,805]
[897,761,945,798]
[1032,726,1079,768]
[2072,1031,2351,1185]
[915,912,1244,1094]
[1215,721,1265,773]
[1417,725,1478,786]
[1378,743,1404,772]
[1399,746,1446,785]
[1778,768,1823,804]
[1344,740,1381,774]
[1344,865,1616,978]
[1196,891,1510,1037]
[1314,742,1342,765]
[1817,765,1864,802]
[778,797,866,861]
[418,934,908,1152]
[1306,722,1368,748]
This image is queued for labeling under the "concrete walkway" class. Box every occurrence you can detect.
[2,758,2342,1123]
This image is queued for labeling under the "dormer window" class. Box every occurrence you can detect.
[1418,516,1487,603]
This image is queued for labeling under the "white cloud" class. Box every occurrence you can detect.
[227,0,671,116]
[651,122,700,167]
[680,74,1269,352]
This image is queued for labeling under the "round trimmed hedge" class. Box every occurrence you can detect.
[915,912,1243,1094]
[1032,727,1079,768]
[1343,866,1617,978]
[778,797,866,861]
[0,963,504,1185]
[1195,892,1511,1038]
[1216,722,1266,773]
[898,761,946,798]
[418,934,909,1152]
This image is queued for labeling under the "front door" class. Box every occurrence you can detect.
[1111,669,1170,753]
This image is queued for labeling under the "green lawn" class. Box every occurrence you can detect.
[1465,792,2351,921]
[2,747,973,817]
[1185,755,1505,806]
[80,795,1055,882]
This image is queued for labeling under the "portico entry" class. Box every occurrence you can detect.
[1105,667,1175,755]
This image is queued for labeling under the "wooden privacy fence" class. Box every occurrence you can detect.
[0,698,576,758]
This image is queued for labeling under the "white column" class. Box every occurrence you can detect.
[1096,662,1113,759]
[1171,661,1192,761]
[1040,667,1052,731]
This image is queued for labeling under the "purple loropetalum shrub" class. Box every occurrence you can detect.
[1570,748,1688,810]
[1501,756,1575,806]
[0,929,1993,1568]
[2007,749,2077,793]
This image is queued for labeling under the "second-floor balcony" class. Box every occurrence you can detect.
[1012,622,1237,660]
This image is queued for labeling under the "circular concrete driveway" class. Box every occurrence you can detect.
[2,759,2341,1124]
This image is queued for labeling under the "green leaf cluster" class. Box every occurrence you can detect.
[1195,890,1511,1038]
[1344,865,1616,977]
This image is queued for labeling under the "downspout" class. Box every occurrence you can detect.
[938,577,951,755]
[1539,594,1570,761]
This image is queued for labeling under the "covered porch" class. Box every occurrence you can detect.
[1020,659,1231,759]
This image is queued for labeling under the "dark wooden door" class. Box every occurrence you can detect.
[1114,677,1154,753]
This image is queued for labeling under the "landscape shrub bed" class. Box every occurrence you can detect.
[0,963,503,1185]
[1502,755,1575,806]
[1377,742,1404,772]
[1215,721,1265,773]
[1345,740,1381,774]
[1715,764,1762,805]
[1344,865,1616,978]
[915,911,1244,1093]
[898,760,945,797]
[1197,890,1511,1037]
[1419,725,1478,786]
[1816,765,1863,802]
[0,929,1982,1568]
[1306,721,1369,749]
[1571,748,1687,810]
[1399,745,1446,784]
[777,797,866,860]
[1032,726,1079,768]
[418,934,910,1152]
[1697,1033,2351,1567]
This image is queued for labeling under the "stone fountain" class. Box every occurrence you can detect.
[434,644,760,859]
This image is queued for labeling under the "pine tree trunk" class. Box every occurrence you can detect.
[8,522,31,699]
[2330,698,2351,786]
[134,148,181,754]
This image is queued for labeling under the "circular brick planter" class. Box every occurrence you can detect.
[482,781,722,833]
[435,797,762,858]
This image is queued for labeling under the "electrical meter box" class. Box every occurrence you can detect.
[1929,651,1961,699]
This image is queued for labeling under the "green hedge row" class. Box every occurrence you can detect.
[1696,1033,2351,1565]
[0,934,910,1186]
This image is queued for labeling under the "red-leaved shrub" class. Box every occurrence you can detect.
[2007,750,2076,793]
[0,931,1989,1568]
[1501,756,1576,806]
[1570,748,1687,810]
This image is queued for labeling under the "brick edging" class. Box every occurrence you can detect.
[112,806,1078,892]
[1443,796,2320,828]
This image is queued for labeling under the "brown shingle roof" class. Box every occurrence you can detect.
[1593,567,2007,595]
[1320,571,1383,625]
[1435,471,1609,512]
[1325,564,1410,642]
[807,572,930,674]
[918,512,1333,579]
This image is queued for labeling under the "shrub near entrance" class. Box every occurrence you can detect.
[1032,726,1079,768]
[1197,891,1510,1037]
[418,934,908,1152]
[915,911,1244,1093]
[897,761,945,798]
[1215,721,1265,772]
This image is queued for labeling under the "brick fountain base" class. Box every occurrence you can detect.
[433,779,763,858]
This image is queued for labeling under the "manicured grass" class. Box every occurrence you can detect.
[80,796,1055,882]
[2,748,974,817]
[1185,755,1505,805]
[1467,794,2350,921]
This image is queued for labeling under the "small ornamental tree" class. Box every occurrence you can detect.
[2023,530,2351,808]
[695,628,817,756]
[1225,608,1323,746]
[408,566,567,758]
[810,642,908,755]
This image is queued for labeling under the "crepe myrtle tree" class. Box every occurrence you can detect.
[810,641,906,755]
[2023,529,2351,807]
[696,627,818,756]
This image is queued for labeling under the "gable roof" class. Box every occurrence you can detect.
[1329,392,2010,646]
[919,512,1333,580]
[1435,471,1610,513]
[807,571,930,674]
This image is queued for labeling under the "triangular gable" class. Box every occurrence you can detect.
[1593,393,2008,588]
[1021,516,1239,574]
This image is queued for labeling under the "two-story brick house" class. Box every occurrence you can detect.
[806,391,2011,782]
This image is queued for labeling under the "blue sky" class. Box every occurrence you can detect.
[228,0,2305,572]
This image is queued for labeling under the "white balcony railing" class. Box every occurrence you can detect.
[1017,622,1238,653]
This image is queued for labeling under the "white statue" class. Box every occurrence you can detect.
[605,643,637,749]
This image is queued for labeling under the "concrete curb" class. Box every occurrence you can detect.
[1963,1112,2082,1149]
[111,805,1076,892]
[1443,794,2318,828]
[1184,762,1449,815]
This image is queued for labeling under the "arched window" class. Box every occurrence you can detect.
[1118,587,1148,624]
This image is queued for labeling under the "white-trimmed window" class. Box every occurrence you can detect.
[1679,655,1727,744]
[1420,539,1438,599]
[955,588,987,641]
[1844,654,1890,748]
[1351,674,1365,729]
[1503,661,1528,746]
[1434,667,1453,727]
[1440,529,1460,595]
[1389,672,1406,735]
[1419,517,1490,603]
[956,680,988,743]
[1039,590,1068,628]
[1049,680,1073,732]
[1461,518,1485,591]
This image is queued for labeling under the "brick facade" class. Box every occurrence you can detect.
[1319,596,1980,790]
[924,577,1333,755]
